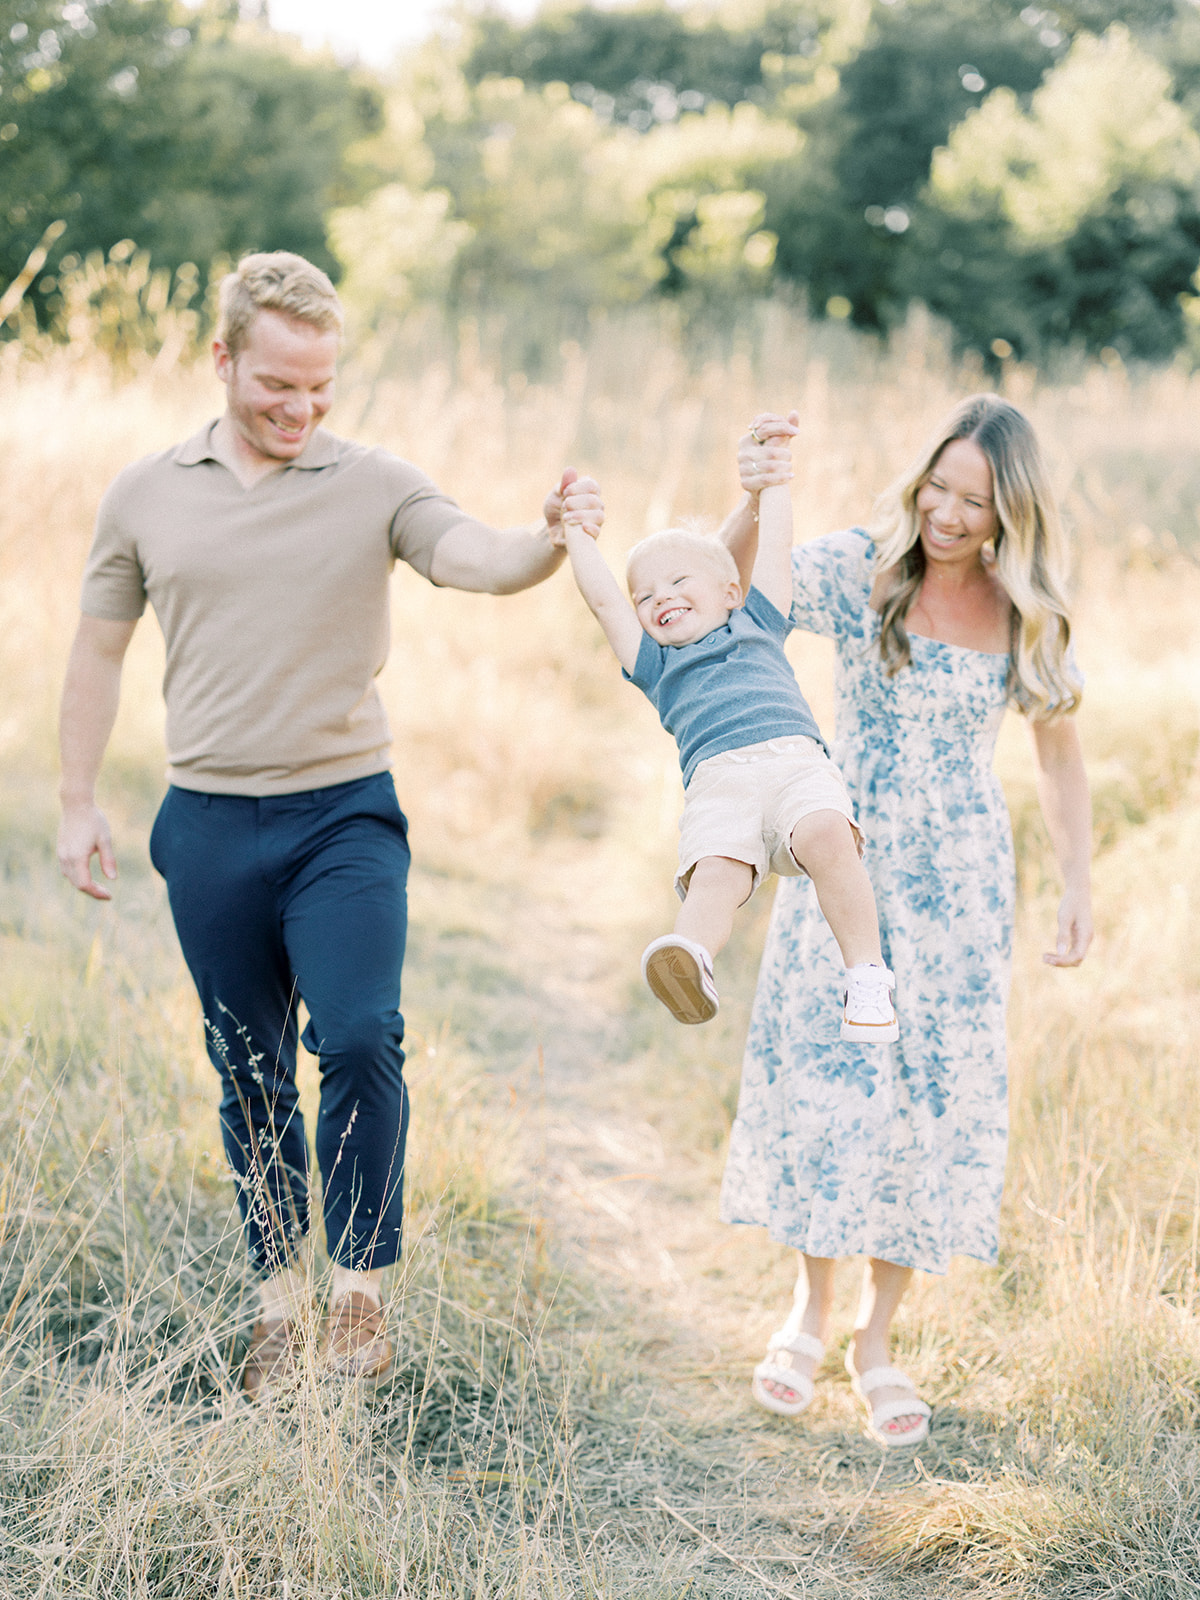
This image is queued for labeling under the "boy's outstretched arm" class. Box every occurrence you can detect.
[752,482,794,614]
[563,521,644,674]
[745,412,798,613]
[719,410,797,596]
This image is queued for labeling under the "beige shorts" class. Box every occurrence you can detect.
[675,735,860,900]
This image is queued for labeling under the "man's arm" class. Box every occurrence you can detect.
[563,524,644,675]
[58,615,137,900]
[428,470,604,594]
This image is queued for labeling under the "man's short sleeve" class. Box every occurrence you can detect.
[80,474,148,621]
[382,456,469,580]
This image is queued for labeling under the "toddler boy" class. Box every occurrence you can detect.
[561,477,897,1040]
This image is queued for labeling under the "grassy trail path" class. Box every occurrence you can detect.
[407,859,980,1599]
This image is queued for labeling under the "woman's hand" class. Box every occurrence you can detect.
[1044,885,1093,967]
[738,410,798,495]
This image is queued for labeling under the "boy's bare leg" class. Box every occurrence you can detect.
[789,811,882,967]
[673,854,755,958]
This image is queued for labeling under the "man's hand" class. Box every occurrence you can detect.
[545,468,604,547]
[58,800,118,900]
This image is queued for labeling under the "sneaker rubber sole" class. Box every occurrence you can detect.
[642,938,718,1025]
[840,1015,899,1043]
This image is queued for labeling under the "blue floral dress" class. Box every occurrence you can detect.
[719,530,1015,1273]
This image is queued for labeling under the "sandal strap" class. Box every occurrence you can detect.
[765,1330,825,1362]
[868,1396,932,1427]
[752,1360,815,1405]
[854,1364,917,1397]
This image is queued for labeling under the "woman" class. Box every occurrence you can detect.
[718,395,1092,1446]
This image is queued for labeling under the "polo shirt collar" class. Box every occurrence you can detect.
[176,421,340,470]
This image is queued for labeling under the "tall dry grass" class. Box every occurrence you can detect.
[2,292,1200,1596]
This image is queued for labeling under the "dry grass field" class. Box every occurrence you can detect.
[1,299,1199,1597]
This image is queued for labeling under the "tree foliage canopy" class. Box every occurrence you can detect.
[8,0,1200,365]
[0,0,381,319]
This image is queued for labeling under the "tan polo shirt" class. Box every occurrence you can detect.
[81,422,467,796]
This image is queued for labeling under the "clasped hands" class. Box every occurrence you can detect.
[545,468,603,545]
[739,409,799,495]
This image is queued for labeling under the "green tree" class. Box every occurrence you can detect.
[333,46,799,361]
[0,0,381,322]
[461,2,839,127]
[760,0,1054,327]
[914,24,1200,360]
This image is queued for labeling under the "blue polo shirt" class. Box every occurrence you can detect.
[626,586,826,787]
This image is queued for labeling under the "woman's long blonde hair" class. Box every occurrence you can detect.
[870,393,1081,720]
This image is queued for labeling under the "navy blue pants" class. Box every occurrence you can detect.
[150,773,410,1276]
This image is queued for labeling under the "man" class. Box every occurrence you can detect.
[57,251,601,1399]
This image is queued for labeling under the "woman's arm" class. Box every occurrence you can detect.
[716,494,760,595]
[1029,715,1093,966]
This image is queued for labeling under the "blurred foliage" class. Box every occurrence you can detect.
[916,26,1200,360]
[759,0,1055,331]
[0,0,382,324]
[9,0,1200,367]
[461,1,847,126]
[332,51,798,366]
[337,0,1200,366]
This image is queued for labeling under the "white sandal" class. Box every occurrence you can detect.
[750,1330,825,1417]
[846,1356,931,1448]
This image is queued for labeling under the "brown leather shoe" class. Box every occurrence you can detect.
[325,1292,393,1384]
[241,1315,304,1402]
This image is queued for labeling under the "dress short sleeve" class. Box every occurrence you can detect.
[790,528,873,640]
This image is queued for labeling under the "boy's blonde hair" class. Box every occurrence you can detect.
[216,251,344,358]
[625,528,739,593]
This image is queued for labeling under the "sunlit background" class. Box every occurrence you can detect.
[265,0,540,65]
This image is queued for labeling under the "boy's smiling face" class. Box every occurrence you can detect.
[628,548,743,647]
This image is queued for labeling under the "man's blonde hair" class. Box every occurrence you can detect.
[625,528,739,593]
[216,251,344,358]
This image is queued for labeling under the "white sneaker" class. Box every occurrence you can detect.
[841,964,898,1042]
[641,936,719,1025]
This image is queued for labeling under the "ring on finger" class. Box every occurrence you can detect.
[748,424,765,444]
